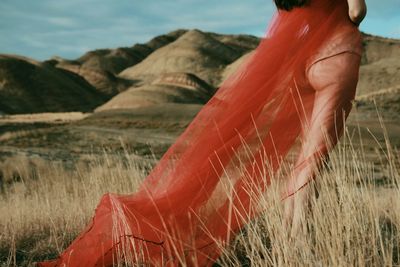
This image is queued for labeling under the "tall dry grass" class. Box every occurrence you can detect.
[216,128,400,267]
[0,124,399,266]
[0,151,151,266]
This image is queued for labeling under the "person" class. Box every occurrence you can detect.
[37,0,366,266]
[281,0,366,238]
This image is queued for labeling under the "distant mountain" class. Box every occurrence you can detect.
[118,29,259,87]
[44,29,189,96]
[357,34,400,96]
[219,51,255,87]
[49,59,133,97]
[0,29,399,114]
[0,54,106,114]
[358,57,400,96]
[75,29,188,74]
[219,32,400,97]
[361,33,400,64]
[96,72,215,111]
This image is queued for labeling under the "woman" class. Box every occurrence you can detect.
[37,0,367,266]
[282,0,366,237]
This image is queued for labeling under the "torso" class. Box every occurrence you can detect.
[305,0,363,72]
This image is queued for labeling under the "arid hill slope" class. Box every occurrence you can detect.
[0,29,399,175]
[96,72,215,111]
[46,29,189,96]
[119,29,259,87]
[1,29,399,115]
[221,33,400,96]
[0,55,106,114]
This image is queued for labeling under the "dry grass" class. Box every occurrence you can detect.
[216,131,400,267]
[0,112,89,124]
[0,151,150,266]
[0,125,399,267]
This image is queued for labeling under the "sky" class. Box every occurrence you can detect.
[1,0,399,61]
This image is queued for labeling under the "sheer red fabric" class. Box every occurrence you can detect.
[37,0,362,266]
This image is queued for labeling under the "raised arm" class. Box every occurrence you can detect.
[347,0,367,25]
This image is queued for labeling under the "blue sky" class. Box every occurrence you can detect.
[1,0,399,61]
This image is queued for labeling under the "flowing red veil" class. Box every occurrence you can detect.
[38,0,361,266]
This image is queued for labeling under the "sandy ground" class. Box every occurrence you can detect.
[0,112,89,123]
[0,101,398,176]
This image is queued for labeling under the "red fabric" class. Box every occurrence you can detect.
[37,0,362,266]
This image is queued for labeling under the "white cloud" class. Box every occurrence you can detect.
[18,36,48,48]
[1,0,399,60]
[389,25,400,37]
[46,17,78,27]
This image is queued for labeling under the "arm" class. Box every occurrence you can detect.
[347,0,367,26]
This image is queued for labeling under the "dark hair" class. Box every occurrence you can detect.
[274,0,309,11]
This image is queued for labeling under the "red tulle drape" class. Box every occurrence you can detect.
[38,0,362,266]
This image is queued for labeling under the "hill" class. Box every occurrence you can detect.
[0,54,106,114]
[96,72,215,111]
[4,29,398,114]
[45,29,189,96]
[118,29,259,87]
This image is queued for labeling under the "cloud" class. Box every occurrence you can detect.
[46,17,79,28]
[0,0,274,60]
[0,0,399,60]
[390,26,400,36]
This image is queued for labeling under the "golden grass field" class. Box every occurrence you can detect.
[0,119,399,267]
[1,28,400,267]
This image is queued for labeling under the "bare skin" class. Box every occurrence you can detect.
[282,0,367,239]
[347,0,367,26]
